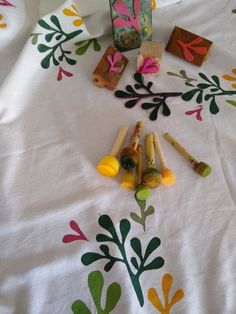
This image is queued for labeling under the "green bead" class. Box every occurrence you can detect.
[135,184,151,201]
[194,162,212,178]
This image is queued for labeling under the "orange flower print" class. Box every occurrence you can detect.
[152,0,157,9]
[222,68,236,89]
[0,13,7,28]
[147,273,184,314]
[63,4,84,27]
[176,37,207,62]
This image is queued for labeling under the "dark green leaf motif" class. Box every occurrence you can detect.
[120,219,131,243]
[97,234,114,242]
[131,238,142,259]
[198,72,211,83]
[196,90,203,104]
[115,73,182,121]
[81,214,164,307]
[45,32,56,42]
[144,237,161,260]
[175,70,236,117]
[211,75,220,87]
[182,89,199,101]
[209,96,219,114]
[36,15,83,69]
[50,15,62,30]
[38,44,51,52]
[38,19,55,31]
[131,257,139,270]
[82,252,104,266]
[144,257,164,270]
[41,53,53,69]
[197,83,211,89]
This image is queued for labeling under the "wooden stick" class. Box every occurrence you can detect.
[163,133,198,166]
[143,133,161,188]
[135,144,151,200]
[110,126,129,157]
[164,132,212,178]
[153,132,167,170]
[153,132,175,186]
[131,121,143,150]
[145,133,155,168]
[137,144,143,186]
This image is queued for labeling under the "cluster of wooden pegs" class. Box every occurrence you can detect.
[97,121,176,201]
[97,121,212,200]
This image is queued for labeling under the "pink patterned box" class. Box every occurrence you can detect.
[137,41,164,75]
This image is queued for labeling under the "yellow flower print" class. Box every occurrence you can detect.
[0,13,7,28]
[223,68,236,89]
[147,273,184,314]
[152,0,157,9]
[63,4,84,27]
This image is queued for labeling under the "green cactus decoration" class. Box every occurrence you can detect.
[81,215,164,307]
[130,196,155,232]
[71,270,121,314]
[37,15,83,69]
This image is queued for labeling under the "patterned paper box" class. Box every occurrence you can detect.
[109,0,152,51]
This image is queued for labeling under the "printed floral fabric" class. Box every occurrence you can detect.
[1,1,236,314]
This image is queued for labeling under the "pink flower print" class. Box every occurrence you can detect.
[137,57,160,74]
[0,0,15,7]
[57,66,73,81]
[185,105,203,121]
[113,0,141,33]
[63,220,89,243]
[106,51,123,73]
[176,37,208,62]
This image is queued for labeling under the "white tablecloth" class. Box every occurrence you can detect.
[1,1,236,313]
